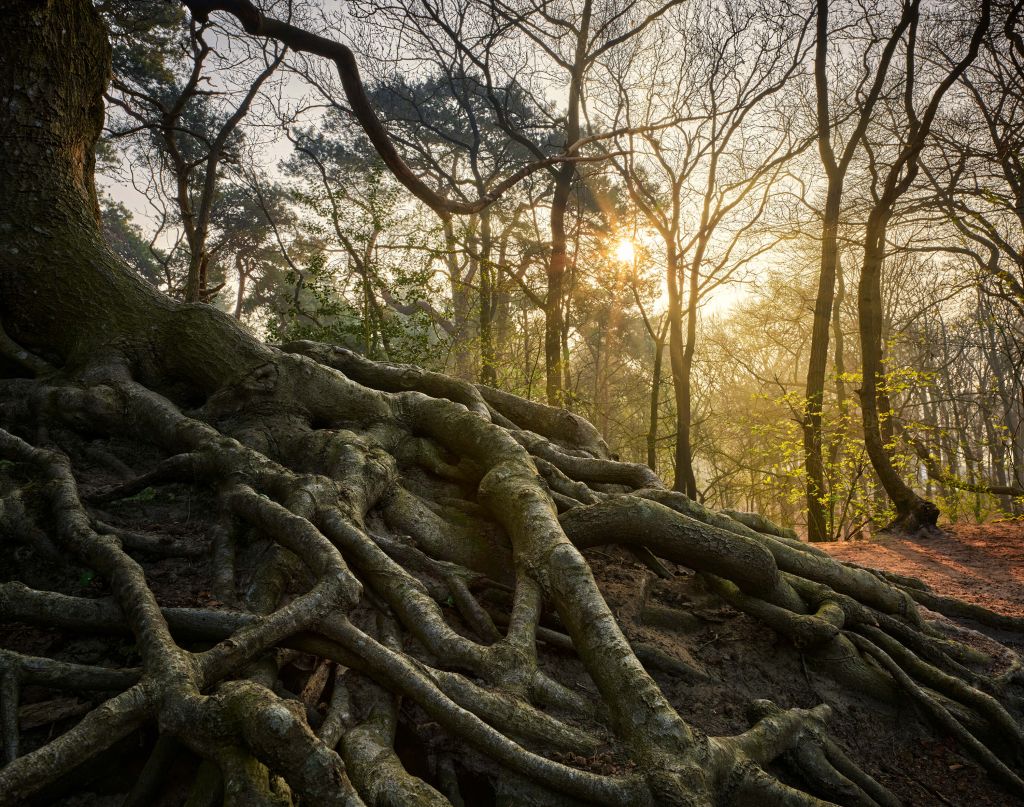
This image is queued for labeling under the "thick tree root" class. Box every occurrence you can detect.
[0,345,1021,806]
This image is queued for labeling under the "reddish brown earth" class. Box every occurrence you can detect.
[821,522,1024,618]
[813,522,1024,805]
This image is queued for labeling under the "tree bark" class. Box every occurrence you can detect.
[802,0,919,541]
[663,244,690,494]
[647,321,668,473]
[854,0,989,532]
[442,218,476,380]
[858,211,939,532]
[478,208,497,386]
[544,165,572,405]
[804,184,842,541]
[673,256,699,498]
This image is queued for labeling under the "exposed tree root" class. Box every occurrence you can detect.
[0,341,1022,806]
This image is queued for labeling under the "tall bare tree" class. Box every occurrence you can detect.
[103,3,287,301]
[854,0,991,531]
[802,0,923,540]
[607,0,809,495]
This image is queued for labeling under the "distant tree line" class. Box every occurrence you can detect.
[98,0,1023,537]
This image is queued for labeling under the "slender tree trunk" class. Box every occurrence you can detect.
[674,260,699,498]
[593,319,607,435]
[442,218,475,380]
[561,291,574,407]
[233,256,247,320]
[825,251,848,539]
[492,235,514,386]
[858,212,938,532]
[478,210,497,386]
[921,387,944,501]
[981,308,1024,514]
[647,322,668,473]
[545,166,572,405]
[804,184,843,541]
[185,246,208,302]
[664,246,688,494]
[985,416,1014,513]
[543,0,589,406]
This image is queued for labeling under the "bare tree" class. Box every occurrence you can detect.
[605,0,810,495]
[854,0,991,531]
[104,3,287,301]
[802,0,925,540]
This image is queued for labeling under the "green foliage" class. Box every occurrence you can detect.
[99,193,166,286]
[122,487,157,503]
[265,253,446,368]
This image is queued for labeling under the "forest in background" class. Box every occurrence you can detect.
[97,0,1024,539]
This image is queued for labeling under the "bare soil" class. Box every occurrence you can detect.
[816,522,1024,806]
[822,522,1024,618]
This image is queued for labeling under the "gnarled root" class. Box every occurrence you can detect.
[0,343,1021,806]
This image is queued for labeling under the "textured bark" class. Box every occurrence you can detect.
[664,244,689,494]
[857,201,940,532]
[646,321,668,473]
[442,219,477,381]
[545,165,572,405]
[477,209,497,386]
[674,250,700,499]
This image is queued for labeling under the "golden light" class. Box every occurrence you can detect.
[613,238,636,264]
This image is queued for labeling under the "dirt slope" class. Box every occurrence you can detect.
[822,523,1024,618]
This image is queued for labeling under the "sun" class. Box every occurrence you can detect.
[614,238,636,264]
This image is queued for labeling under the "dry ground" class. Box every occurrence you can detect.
[822,522,1024,618]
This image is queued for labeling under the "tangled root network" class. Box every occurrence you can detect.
[1,339,1022,807]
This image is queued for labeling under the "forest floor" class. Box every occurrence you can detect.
[822,521,1024,618]
[588,523,1024,807]
[814,521,1024,806]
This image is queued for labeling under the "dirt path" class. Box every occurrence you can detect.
[821,522,1024,618]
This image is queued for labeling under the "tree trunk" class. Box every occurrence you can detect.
[857,212,939,532]
[478,209,497,386]
[981,306,1024,514]
[825,251,848,539]
[985,415,1014,514]
[673,259,699,499]
[804,184,843,542]
[664,245,688,494]
[442,218,476,380]
[647,322,668,473]
[0,1,256,388]
[233,256,248,320]
[545,165,572,405]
